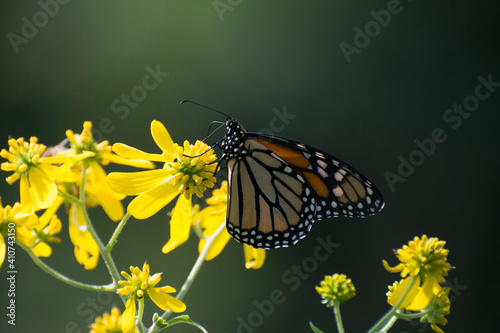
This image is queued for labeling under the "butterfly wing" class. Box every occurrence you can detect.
[225,133,384,249]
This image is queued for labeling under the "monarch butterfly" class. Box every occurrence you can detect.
[183,101,385,249]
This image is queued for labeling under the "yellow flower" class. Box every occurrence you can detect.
[107,120,217,220]
[117,262,185,333]
[315,274,356,307]
[64,121,154,169]
[1,137,62,210]
[191,181,266,268]
[107,120,217,255]
[62,121,155,221]
[32,121,154,269]
[89,306,123,333]
[0,199,39,268]
[16,205,62,257]
[383,235,452,311]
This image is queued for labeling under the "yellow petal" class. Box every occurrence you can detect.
[408,275,440,311]
[68,206,99,270]
[80,233,99,270]
[148,288,186,312]
[39,151,95,164]
[46,215,62,235]
[128,184,179,219]
[0,236,5,269]
[201,229,232,261]
[107,169,170,195]
[92,187,124,222]
[15,227,36,247]
[13,211,39,228]
[244,245,266,269]
[200,209,226,234]
[44,164,80,184]
[28,167,57,209]
[105,153,155,169]
[122,297,138,333]
[39,196,64,227]
[19,175,35,213]
[87,163,124,221]
[151,120,174,152]
[112,143,166,162]
[162,196,192,253]
[382,260,404,273]
[388,276,420,308]
[32,241,52,257]
[156,285,176,293]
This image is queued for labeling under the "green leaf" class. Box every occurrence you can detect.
[309,321,325,333]
[166,315,208,333]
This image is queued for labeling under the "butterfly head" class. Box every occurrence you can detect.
[219,118,246,158]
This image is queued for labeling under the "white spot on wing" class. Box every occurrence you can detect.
[318,167,329,178]
[335,172,344,182]
[333,186,344,197]
[317,160,328,169]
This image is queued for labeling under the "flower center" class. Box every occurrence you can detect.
[2,137,46,176]
[66,121,111,164]
[165,141,217,198]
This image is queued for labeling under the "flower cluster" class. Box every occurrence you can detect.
[383,235,452,333]
[89,306,123,333]
[0,122,153,269]
[315,273,356,307]
[118,262,186,333]
[1,118,269,333]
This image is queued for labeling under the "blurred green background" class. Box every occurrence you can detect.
[1,1,499,332]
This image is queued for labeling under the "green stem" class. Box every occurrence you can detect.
[106,212,131,252]
[57,189,80,205]
[148,221,227,333]
[18,242,115,292]
[166,316,208,333]
[136,297,146,333]
[395,308,431,320]
[175,221,227,301]
[333,300,345,333]
[78,165,124,302]
[378,315,397,332]
[367,276,419,333]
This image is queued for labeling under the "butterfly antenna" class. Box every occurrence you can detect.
[204,121,225,143]
[180,100,232,119]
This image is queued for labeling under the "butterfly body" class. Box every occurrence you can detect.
[219,118,384,249]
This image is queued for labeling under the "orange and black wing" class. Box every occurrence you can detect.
[225,132,384,249]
